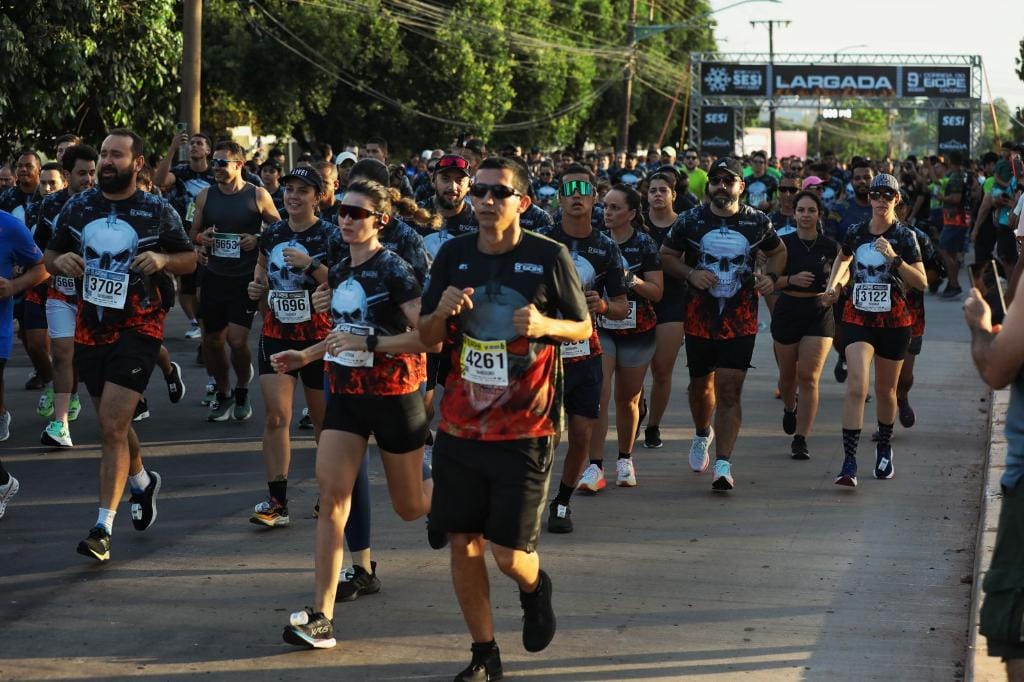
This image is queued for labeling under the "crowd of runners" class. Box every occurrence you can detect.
[0,128,1022,681]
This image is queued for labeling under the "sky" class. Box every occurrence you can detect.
[708,0,1022,111]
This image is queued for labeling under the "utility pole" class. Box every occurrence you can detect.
[750,19,789,159]
[619,0,639,154]
[181,0,202,134]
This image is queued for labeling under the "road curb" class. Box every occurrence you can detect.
[968,388,1009,682]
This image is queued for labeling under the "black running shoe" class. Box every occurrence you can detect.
[129,470,161,531]
[546,500,572,534]
[165,361,186,404]
[77,526,111,562]
[643,425,663,449]
[520,569,556,653]
[834,455,858,487]
[873,444,895,479]
[282,608,336,649]
[834,359,847,383]
[336,561,381,602]
[455,644,503,682]
[782,408,797,435]
[790,436,809,460]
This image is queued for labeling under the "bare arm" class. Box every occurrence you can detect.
[966,278,1024,389]
[631,270,663,303]
[189,189,208,244]
[154,134,187,189]
[0,262,48,299]
[256,187,281,224]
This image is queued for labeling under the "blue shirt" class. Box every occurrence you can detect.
[0,210,44,359]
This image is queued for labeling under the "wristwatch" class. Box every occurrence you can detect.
[305,257,322,274]
[365,334,379,353]
[890,256,904,269]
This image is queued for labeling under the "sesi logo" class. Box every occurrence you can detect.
[942,116,966,126]
[704,113,729,124]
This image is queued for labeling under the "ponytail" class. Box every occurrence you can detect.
[388,187,442,229]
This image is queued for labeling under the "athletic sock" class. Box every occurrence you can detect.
[554,481,574,505]
[234,387,248,403]
[696,426,711,437]
[128,469,151,494]
[876,421,894,447]
[216,391,230,403]
[618,451,631,460]
[589,458,603,470]
[471,639,498,654]
[96,507,116,534]
[842,428,860,459]
[268,480,287,507]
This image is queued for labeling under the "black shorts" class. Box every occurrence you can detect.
[981,480,1024,660]
[839,323,911,361]
[258,336,324,390]
[908,335,923,356]
[322,390,427,454]
[685,334,756,378]
[18,299,47,331]
[563,354,603,419]
[198,271,258,333]
[429,431,554,552]
[76,332,161,397]
[179,269,198,296]
[425,351,452,392]
[996,225,1019,265]
[771,295,835,345]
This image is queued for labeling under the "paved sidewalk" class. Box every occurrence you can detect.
[0,292,986,681]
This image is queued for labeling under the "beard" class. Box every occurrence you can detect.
[435,193,456,210]
[711,192,734,209]
[99,165,134,193]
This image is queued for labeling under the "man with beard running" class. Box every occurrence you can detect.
[45,129,196,561]
[191,141,280,422]
[0,150,41,225]
[661,158,785,491]
[416,154,478,259]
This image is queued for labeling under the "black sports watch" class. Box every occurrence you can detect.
[305,257,322,274]
[890,256,904,270]
[365,334,379,352]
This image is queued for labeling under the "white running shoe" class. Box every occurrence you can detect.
[616,458,637,487]
[41,420,73,448]
[576,463,606,493]
[0,475,19,519]
[711,459,734,492]
[688,427,714,473]
[184,322,202,340]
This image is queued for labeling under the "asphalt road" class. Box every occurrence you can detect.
[0,288,986,681]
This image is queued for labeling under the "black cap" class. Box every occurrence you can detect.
[281,166,324,193]
[708,157,744,179]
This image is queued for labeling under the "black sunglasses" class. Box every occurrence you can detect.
[210,158,239,168]
[337,204,386,221]
[868,189,897,201]
[778,186,799,194]
[469,183,521,200]
[708,175,738,186]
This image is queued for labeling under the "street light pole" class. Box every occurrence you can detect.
[181,0,202,134]
[619,0,639,154]
[750,19,789,159]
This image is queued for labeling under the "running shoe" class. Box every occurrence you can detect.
[250,498,290,527]
[635,396,647,442]
[898,398,916,428]
[336,561,381,602]
[711,459,734,492]
[184,322,201,340]
[36,386,54,418]
[0,410,11,442]
[232,391,253,421]
[616,458,637,487]
[41,420,73,448]
[298,406,313,430]
[873,444,895,480]
[165,361,186,403]
[133,398,150,422]
[68,393,81,422]
[782,407,797,435]
[643,425,663,449]
[575,463,605,493]
[834,359,848,383]
[76,526,111,562]
[201,378,216,406]
[207,392,234,422]
[282,608,336,649]
[547,500,573,534]
[790,436,810,460]
[688,427,714,473]
[454,644,503,682]
[940,286,963,300]
[25,371,45,390]
[834,455,858,487]
[520,569,556,652]
[129,470,161,531]
[0,475,19,519]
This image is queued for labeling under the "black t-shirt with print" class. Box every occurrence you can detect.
[769,210,797,237]
[779,230,838,294]
[0,186,37,227]
[327,216,430,286]
[663,204,780,339]
[169,163,215,226]
[743,173,778,208]
[420,231,588,442]
[520,204,554,232]
[48,188,193,345]
[601,228,661,335]
[325,248,424,396]
[840,221,922,329]
[259,218,333,341]
[415,198,479,261]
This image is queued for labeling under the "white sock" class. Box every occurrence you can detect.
[96,507,116,534]
[128,469,151,494]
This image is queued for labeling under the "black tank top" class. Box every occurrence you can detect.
[203,183,262,277]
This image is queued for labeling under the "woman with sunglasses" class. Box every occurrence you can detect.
[274,179,436,649]
[247,167,332,529]
[822,174,927,487]
[590,184,662,485]
[771,190,839,460]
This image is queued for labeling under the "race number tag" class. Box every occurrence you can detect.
[599,301,637,330]
[54,275,77,296]
[460,336,509,387]
[853,283,891,312]
[561,338,591,359]
[211,233,241,258]
[83,267,129,309]
[269,290,311,324]
[324,323,374,368]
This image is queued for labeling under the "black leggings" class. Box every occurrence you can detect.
[0,356,6,413]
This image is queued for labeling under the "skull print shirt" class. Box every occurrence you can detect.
[325,248,425,396]
[22,188,69,305]
[840,221,922,329]
[415,199,479,261]
[603,228,662,336]
[536,222,628,362]
[258,218,333,341]
[420,231,589,441]
[0,186,37,227]
[48,188,193,345]
[663,204,781,339]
